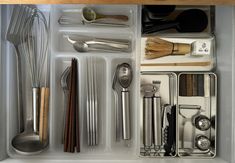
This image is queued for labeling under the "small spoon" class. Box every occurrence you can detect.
[82,7,129,23]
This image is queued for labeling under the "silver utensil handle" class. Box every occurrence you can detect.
[32,88,40,133]
[153,96,162,146]
[15,45,24,133]
[58,16,128,27]
[121,90,131,140]
[143,97,152,147]
[86,40,129,49]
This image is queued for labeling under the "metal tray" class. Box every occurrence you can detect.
[177,72,217,158]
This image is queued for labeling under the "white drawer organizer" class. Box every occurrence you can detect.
[0,4,235,163]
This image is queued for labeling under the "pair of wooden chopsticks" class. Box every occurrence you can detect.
[64,59,80,153]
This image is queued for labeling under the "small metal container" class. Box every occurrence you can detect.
[195,135,211,151]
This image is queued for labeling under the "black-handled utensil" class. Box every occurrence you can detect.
[143,9,208,34]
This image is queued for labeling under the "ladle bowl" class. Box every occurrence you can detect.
[12,132,48,155]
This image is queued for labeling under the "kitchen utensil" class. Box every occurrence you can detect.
[152,81,162,151]
[64,59,79,153]
[60,67,71,143]
[58,15,129,27]
[141,84,157,149]
[39,87,50,143]
[82,7,128,23]
[6,5,33,133]
[112,65,122,141]
[117,63,133,141]
[67,36,131,53]
[162,104,176,156]
[145,37,202,59]
[12,8,49,155]
[86,57,98,146]
[141,61,211,67]
[194,115,211,131]
[195,135,211,151]
[143,9,208,34]
[144,5,175,20]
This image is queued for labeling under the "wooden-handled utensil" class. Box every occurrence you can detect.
[39,87,50,143]
[145,37,191,59]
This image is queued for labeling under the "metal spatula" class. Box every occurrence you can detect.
[6,5,33,133]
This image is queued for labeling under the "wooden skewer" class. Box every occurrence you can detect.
[141,61,211,67]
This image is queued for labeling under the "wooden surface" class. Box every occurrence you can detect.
[1,0,235,5]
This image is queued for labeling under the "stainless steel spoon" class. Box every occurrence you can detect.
[117,63,133,140]
[67,36,131,53]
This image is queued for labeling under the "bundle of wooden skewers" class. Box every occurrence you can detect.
[64,59,80,153]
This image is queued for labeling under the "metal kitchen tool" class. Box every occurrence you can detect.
[67,36,131,53]
[60,67,71,143]
[162,104,176,156]
[82,7,129,23]
[112,65,122,141]
[12,8,49,155]
[86,57,98,146]
[6,5,33,133]
[152,81,162,152]
[58,15,129,27]
[195,135,211,151]
[140,72,177,157]
[141,84,157,151]
[117,63,133,141]
[193,115,211,131]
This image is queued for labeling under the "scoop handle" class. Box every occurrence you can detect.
[97,14,129,22]
[121,90,131,140]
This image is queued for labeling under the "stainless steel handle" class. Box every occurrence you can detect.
[32,88,40,133]
[86,40,130,49]
[15,45,24,133]
[121,90,131,140]
[153,96,162,146]
[143,97,152,147]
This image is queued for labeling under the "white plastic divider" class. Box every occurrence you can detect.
[48,4,139,159]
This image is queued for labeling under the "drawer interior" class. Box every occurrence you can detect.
[0,4,234,163]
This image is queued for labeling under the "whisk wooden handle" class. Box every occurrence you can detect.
[172,43,191,55]
[39,87,50,143]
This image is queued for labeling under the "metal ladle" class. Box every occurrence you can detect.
[117,63,133,141]
[11,89,48,155]
[82,7,129,23]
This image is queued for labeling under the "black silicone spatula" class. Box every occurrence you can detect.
[143,9,208,34]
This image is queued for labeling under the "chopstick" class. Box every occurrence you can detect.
[64,59,80,153]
